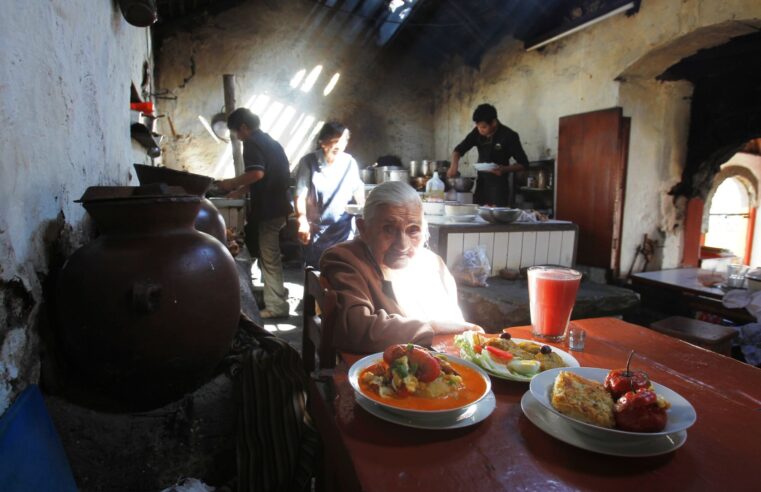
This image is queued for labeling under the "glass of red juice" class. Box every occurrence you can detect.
[527,266,582,341]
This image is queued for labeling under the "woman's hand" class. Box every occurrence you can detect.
[297,216,311,245]
[431,321,484,335]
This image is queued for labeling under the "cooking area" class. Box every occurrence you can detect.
[2,1,761,491]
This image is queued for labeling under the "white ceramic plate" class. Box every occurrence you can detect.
[473,162,498,172]
[529,367,697,437]
[355,390,496,429]
[348,352,491,418]
[459,338,580,382]
[521,392,687,457]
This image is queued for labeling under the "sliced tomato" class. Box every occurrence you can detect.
[485,345,514,363]
[474,344,483,354]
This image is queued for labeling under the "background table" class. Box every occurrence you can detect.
[630,268,754,324]
[309,318,761,491]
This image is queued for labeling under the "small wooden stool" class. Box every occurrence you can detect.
[650,316,738,356]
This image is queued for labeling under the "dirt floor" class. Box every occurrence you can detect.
[251,259,306,355]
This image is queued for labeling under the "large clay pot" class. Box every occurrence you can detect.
[57,185,240,411]
[134,164,227,243]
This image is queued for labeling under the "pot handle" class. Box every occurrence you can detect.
[132,281,162,313]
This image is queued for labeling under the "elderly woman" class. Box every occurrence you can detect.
[293,122,364,268]
[320,181,481,353]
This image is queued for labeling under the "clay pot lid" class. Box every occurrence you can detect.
[133,164,214,195]
[77,184,199,203]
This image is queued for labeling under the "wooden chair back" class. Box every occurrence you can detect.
[302,267,338,373]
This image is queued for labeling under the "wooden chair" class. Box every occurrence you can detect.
[302,267,338,373]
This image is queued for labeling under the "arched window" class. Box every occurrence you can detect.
[703,173,755,265]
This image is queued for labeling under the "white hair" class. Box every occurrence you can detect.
[363,181,422,224]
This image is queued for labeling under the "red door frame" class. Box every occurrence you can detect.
[744,207,756,265]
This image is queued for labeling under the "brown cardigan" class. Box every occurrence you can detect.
[319,239,435,354]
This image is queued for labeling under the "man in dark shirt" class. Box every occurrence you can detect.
[217,108,292,318]
[447,104,529,206]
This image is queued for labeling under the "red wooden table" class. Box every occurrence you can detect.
[308,318,761,491]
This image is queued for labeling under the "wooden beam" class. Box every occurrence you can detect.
[223,74,244,176]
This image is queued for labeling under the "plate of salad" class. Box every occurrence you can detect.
[453,331,579,382]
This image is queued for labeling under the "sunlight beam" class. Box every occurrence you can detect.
[323,73,340,96]
[300,65,323,92]
[290,69,306,88]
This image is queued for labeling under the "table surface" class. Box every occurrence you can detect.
[630,267,730,299]
[312,318,761,491]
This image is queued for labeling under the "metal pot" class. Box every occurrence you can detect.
[375,165,403,184]
[423,160,438,176]
[447,177,475,192]
[411,176,430,191]
[360,168,375,184]
[118,0,157,27]
[386,169,410,182]
[409,160,424,178]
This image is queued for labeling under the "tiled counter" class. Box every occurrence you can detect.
[426,216,578,274]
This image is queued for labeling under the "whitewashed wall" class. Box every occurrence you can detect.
[432,0,761,275]
[0,1,152,416]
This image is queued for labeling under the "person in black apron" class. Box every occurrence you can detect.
[447,104,529,206]
[293,122,365,268]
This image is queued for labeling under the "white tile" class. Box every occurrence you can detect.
[548,231,563,265]
[479,232,495,274]
[492,232,510,275]
[463,232,480,252]
[446,233,464,269]
[506,232,523,270]
[560,230,576,266]
[520,231,537,268]
[535,231,550,265]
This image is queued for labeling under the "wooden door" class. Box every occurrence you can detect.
[556,108,629,273]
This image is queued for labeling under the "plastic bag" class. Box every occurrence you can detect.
[453,245,491,287]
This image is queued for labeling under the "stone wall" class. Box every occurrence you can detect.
[0,1,152,416]
[155,0,436,177]
[432,0,761,276]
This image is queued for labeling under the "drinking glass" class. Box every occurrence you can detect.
[527,266,582,342]
[726,263,748,289]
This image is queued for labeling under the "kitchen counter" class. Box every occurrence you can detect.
[426,217,578,274]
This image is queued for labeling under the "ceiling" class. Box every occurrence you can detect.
[154,0,637,67]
